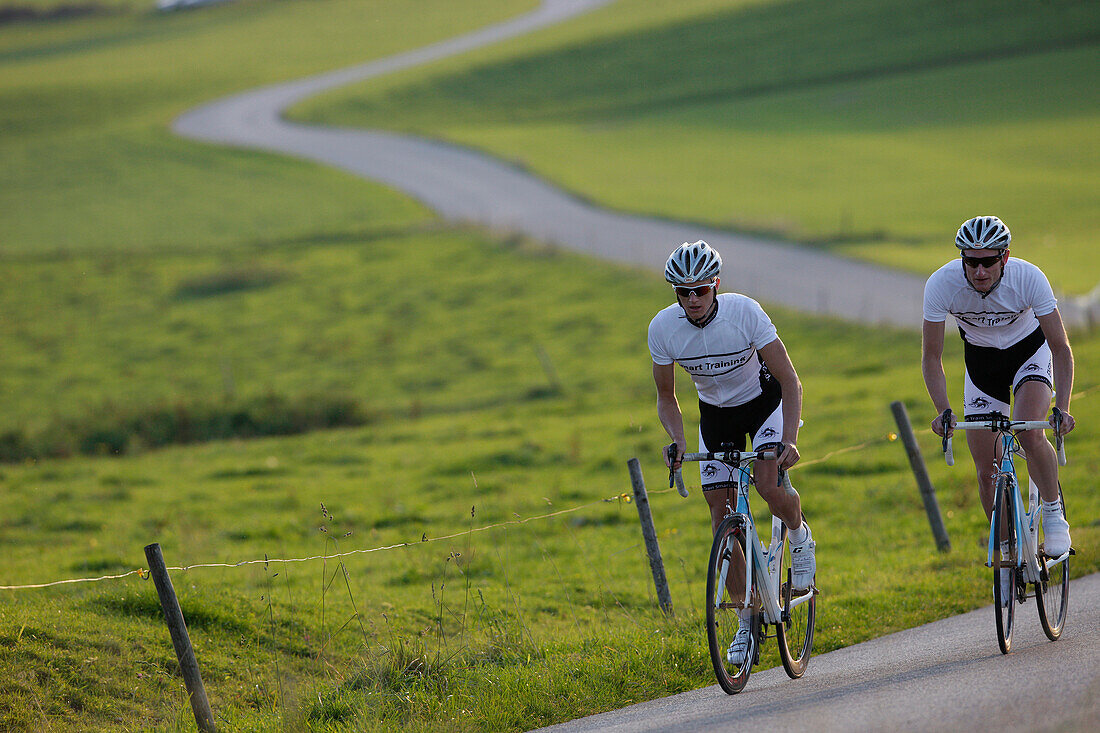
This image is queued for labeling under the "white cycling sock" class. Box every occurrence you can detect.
[737,609,751,628]
[1041,499,1062,516]
[788,524,808,545]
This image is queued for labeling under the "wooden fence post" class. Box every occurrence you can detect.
[628,458,674,614]
[144,543,217,732]
[890,401,951,552]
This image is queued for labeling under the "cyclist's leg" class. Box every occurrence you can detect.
[963,368,1007,519]
[748,398,802,530]
[753,458,801,529]
[1011,345,1059,502]
[698,426,742,532]
[1009,342,1071,556]
[966,429,998,519]
[699,425,748,599]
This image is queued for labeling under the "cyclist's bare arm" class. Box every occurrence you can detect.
[758,338,801,469]
[653,361,686,468]
[1037,310,1075,435]
[922,318,954,437]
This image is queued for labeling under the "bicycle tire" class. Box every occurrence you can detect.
[991,475,1016,655]
[1035,486,1070,641]
[706,515,758,694]
[776,521,815,679]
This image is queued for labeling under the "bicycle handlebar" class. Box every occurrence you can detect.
[942,409,1067,466]
[681,449,778,463]
[671,447,785,496]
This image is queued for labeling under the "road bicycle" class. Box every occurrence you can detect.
[942,408,1072,654]
[672,445,816,694]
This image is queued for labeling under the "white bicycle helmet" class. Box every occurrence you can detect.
[664,240,722,284]
[955,216,1011,250]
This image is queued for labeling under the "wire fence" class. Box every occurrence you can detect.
[0,487,640,591]
[3,384,1094,593]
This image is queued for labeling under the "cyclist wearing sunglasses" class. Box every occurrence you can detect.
[649,241,815,653]
[922,216,1075,559]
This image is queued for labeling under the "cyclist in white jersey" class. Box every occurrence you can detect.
[922,216,1075,562]
[650,241,815,664]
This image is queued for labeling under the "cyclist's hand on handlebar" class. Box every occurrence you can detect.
[1050,408,1075,436]
[664,442,684,471]
[931,409,955,438]
[777,442,799,470]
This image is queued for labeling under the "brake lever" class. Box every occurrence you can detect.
[941,409,954,466]
[1051,406,1066,466]
[666,443,688,497]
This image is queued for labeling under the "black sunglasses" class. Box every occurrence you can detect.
[674,282,718,298]
[961,254,1003,269]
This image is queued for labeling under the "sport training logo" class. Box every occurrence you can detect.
[759,427,778,439]
[702,465,719,478]
[969,396,991,409]
[1025,363,1041,372]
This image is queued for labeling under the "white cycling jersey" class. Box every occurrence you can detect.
[923,257,1057,348]
[648,292,778,407]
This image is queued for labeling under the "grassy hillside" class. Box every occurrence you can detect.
[294,0,1100,293]
[2,0,1099,729]
[0,0,533,256]
[3,226,1098,730]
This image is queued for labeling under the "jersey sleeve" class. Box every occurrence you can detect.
[744,298,779,348]
[1026,264,1058,317]
[647,314,674,365]
[922,270,949,323]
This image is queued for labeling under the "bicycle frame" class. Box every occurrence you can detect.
[981,433,1044,584]
[683,450,814,626]
[946,417,1071,581]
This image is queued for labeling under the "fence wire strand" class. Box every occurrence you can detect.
[0,491,635,591]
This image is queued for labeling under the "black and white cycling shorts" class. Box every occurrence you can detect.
[697,378,783,492]
[962,326,1052,419]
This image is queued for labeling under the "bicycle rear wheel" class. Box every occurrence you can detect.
[776,522,815,679]
[991,476,1017,655]
[1035,486,1070,640]
[706,515,759,694]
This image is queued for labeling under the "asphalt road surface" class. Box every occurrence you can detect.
[535,572,1100,733]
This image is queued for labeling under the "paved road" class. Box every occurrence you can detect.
[535,572,1100,733]
[173,0,939,329]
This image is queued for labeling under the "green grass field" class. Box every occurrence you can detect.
[294,0,1100,293]
[4,228,1097,730]
[0,0,533,256]
[2,0,1099,730]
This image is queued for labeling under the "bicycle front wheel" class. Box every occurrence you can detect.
[1035,486,1070,640]
[706,515,759,694]
[991,476,1017,655]
[776,522,815,679]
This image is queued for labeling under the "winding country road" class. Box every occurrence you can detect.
[174,0,1098,328]
[174,0,935,329]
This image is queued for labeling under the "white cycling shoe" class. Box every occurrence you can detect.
[726,627,752,666]
[790,523,816,591]
[1043,511,1072,557]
